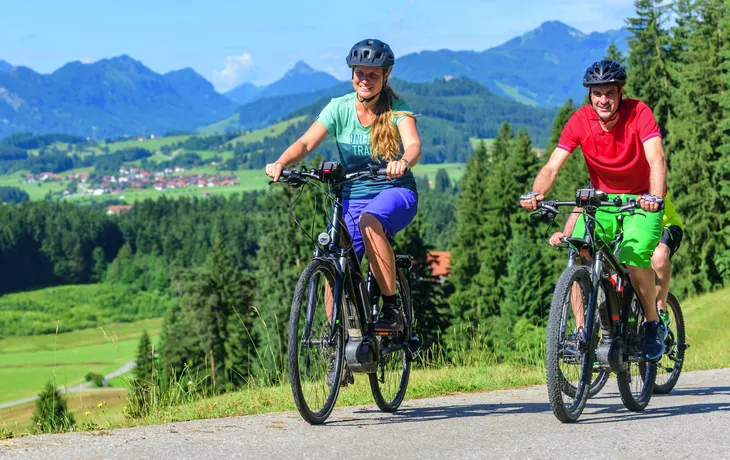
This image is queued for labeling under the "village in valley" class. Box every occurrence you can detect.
[20,165,240,197]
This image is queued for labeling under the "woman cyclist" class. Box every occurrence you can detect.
[265,38,422,333]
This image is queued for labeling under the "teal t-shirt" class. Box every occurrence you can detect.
[316,92,418,200]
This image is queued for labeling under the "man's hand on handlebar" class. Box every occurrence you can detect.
[549,231,567,246]
[638,194,663,212]
[519,191,544,212]
[265,162,285,182]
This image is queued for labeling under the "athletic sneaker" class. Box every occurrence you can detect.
[374,302,404,332]
[642,321,664,361]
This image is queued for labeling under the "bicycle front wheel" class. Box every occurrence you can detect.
[546,264,595,422]
[369,269,412,412]
[288,259,344,425]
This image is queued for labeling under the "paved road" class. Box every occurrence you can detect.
[2,368,729,460]
[0,361,136,410]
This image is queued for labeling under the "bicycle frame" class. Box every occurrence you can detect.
[313,178,381,373]
[567,204,643,374]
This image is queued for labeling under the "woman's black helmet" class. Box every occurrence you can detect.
[346,39,395,69]
[583,60,627,87]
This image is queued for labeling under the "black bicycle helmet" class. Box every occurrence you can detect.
[583,60,627,87]
[346,39,395,68]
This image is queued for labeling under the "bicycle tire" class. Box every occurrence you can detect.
[640,292,685,394]
[546,264,595,422]
[288,259,344,424]
[616,298,656,411]
[369,269,412,412]
[561,283,610,399]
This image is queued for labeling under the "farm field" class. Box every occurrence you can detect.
[0,319,162,405]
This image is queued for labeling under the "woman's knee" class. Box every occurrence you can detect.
[358,213,384,237]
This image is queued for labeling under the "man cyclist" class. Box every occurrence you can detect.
[520,60,667,361]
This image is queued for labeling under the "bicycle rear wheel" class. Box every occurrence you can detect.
[617,298,656,411]
[641,293,685,394]
[369,269,412,412]
[546,264,595,422]
[288,259,344,424]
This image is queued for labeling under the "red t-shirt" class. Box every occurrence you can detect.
[557,99,662,194]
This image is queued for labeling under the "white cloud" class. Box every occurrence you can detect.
[213,53,254,91]
[79,57,95,64]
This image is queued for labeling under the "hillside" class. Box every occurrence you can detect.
[0,56,238,139]
[394,20,630,107]
[227,77,555,168]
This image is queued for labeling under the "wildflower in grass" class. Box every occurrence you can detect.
[213,402,218,407]
[187,380,193,386]
[97,402,103,408]
[84,411,90,417]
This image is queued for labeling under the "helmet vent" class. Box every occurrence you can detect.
[363,50,371,58]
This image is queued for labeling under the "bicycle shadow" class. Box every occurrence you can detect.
[325,384,730,427]
[326,401,553,427]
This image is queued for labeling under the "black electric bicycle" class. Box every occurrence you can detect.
[535,189,660,422]
[563,222,688,399]
[275,161,419,425]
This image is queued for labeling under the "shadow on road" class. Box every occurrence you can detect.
[326,401,553,427]
[325,383,730,427]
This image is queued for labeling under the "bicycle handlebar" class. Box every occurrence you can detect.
[275,163,393,186]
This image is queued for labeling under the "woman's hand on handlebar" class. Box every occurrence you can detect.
[385,159,409,179]
[265,162,285,182]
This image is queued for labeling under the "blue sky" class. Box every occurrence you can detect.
[0,0,635,92]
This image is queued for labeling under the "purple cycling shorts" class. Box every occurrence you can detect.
[342,187,418,261]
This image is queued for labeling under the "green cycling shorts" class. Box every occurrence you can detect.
[570,194,664,268]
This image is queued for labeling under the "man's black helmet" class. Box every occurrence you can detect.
[583,60,627,87]
[346,39,395,69]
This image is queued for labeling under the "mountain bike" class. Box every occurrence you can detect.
[565,225,689,399]
[275,161,419,424]
[534,188,659,422]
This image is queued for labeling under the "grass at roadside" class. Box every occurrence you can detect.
[1,287,727,437]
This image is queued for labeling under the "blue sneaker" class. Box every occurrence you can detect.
[642,321,664,361]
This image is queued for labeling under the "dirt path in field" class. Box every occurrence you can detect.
[0,361,135,409]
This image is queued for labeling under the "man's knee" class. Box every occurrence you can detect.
[651,244,671,271]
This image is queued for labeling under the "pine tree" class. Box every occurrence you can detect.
[251,186,316,382]
[665,0,726,294]
[715,0,730,282]
[449,140,490,322]
[30,381,74,433]
[392,214,451,347]
[471,123,515,321]
[626,0,673,134]
[134,330,154,384]
[434,169,452,193]
[605,42,626,64]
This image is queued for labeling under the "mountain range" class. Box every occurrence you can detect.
[225,61,342,105]
[394,21,629,107]
[0,20,630,139]
[0,55,237,138]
